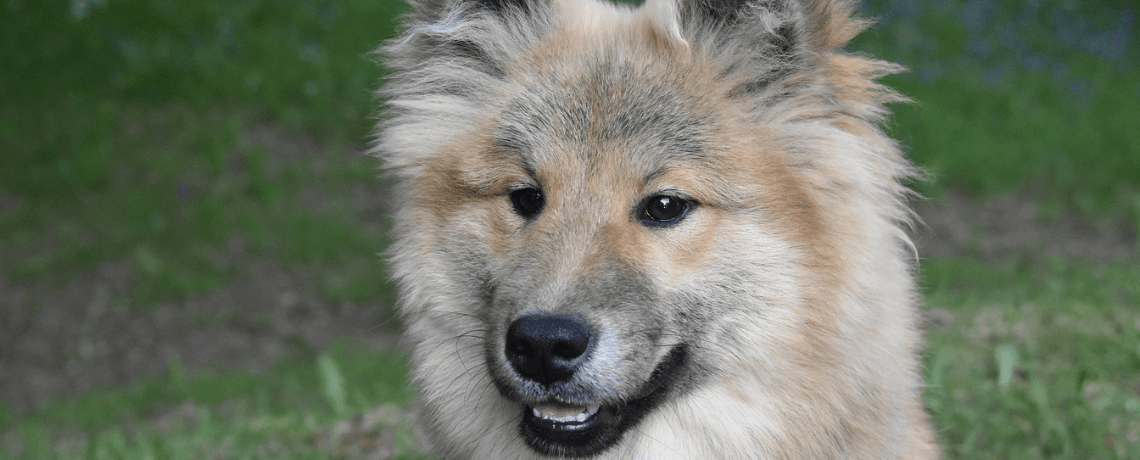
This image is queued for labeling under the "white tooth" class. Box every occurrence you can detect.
[531,405,601,423]
[532,405,582,422]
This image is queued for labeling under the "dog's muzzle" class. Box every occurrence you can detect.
[497,313,686,458]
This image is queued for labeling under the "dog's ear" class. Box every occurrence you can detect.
[680,0,871,96]
[376,0,552,176]
[687,0,754,24]
[387,0,551,81]
[684,0,868,49]
[408,0,532,21]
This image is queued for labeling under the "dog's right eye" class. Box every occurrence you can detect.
[509,187,545,219]
[640,195,691,227]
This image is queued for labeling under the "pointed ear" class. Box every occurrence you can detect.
[684,0,868,48]
[385,0,552,83]
[408,0,532,22]
[376,0,552,174]
[687,0,754,24]
[680,0,871,94]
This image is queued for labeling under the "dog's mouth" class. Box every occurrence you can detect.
[530,404,601,425]
[524,403,603,440]
[517,346,687,458]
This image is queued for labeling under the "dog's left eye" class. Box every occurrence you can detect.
[509,187,545,219]
[641,195,691,227]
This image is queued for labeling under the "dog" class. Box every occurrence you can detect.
[372,0,939,458]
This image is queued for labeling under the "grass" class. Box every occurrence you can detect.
[1,0,408,302]
[1,104,393,307]
[921,256,1140,458]
[852,0,1140,218]
[2,340,429,459]
[1,0,1138,458]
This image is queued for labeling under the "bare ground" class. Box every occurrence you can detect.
[915,191,1138,263]
[0,188,1136,415]
[0,255,398,413]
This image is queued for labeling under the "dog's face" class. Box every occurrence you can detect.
[410,27,818,456]
[377,0,931,458]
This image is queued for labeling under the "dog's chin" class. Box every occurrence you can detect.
[510,346,688,458]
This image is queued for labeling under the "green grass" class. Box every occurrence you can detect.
[852,0,1140,218]
[2,340,428,459]
[0,103,394,307]
[0,0,408,303]
[921,256,1140,458]
[0,0,407,140]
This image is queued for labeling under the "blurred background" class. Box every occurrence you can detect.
[0,0,1137,458]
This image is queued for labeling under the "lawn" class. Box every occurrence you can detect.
[1,0,1137,458]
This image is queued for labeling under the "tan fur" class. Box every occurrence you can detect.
[374,0,939,458]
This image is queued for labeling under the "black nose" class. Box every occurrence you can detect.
[505,313,594,385]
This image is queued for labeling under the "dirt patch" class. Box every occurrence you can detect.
[0,255,397,413]
[914,191,1137,262]
[0,189,20,218]
[310,403,425,460]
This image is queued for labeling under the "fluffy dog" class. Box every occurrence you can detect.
[372,0,939,458]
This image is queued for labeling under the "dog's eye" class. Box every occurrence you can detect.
[509,187,545,219]
[641,195,691,227]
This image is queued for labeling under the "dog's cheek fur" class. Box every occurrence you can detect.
[642,55,935,460]
[385,127,535,458]
[621,50,934,460]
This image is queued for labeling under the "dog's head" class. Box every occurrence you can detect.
[375,0,919,458]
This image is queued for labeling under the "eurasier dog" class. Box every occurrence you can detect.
[373,0,939,458]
